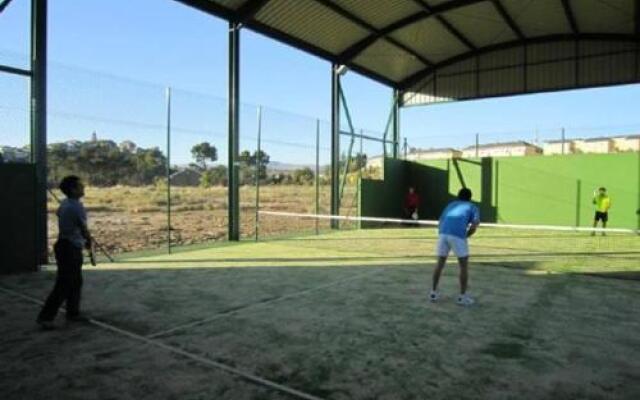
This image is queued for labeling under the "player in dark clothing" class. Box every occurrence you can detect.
[37,176,94,330]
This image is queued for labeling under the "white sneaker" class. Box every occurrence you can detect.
[456,294,475,306]
[429,290,440,302]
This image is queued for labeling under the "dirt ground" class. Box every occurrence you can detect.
[47,185,356,256]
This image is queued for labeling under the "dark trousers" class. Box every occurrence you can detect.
[38,239,84,321]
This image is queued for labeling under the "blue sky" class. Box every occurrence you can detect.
[1,0,640,165]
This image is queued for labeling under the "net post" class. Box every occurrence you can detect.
[315,119,320,235]
[255,106,262,242]
[166,87,172,254]
[357,129,363,229]
[575,179,581,227]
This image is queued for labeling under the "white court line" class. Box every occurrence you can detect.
[148,268,382,339]
[0,285,324,400]
[259,210,640,234]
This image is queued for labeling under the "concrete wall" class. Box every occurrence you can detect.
[420,153,640,229]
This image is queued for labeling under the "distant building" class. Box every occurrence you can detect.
[462,141,542,158]
[169,168,202,187]
[543,139,577,155]
[0,146,30,163]
[575,137,614,154]
[91,131,98,142]
[406,148,461,161]
[119,140,137,153]
[613,135,640,152]
[366,155,384,170]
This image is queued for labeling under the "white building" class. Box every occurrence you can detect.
[613,135,640,152]
[406,148,461,161]
[462,141,542,158]
[543,139,578,155]
[575,137,614,154]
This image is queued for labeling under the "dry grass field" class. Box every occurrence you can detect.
[47,184,360,256]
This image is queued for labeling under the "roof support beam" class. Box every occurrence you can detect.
[338,12,429,63]
[236,0,271,24]
[174,0,235,20]
[400,33,638,89]
[0,0,15,14]
[315,0,433,67]
[492,0,525,40]
[412,0,476,50]
[635,0,640,37]
[561,0,579,34]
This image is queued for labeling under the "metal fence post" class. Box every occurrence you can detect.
[255,106,262,242]
[166,87,172,254]
[315,119,320,235]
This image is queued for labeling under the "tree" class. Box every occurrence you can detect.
[293,167,315,185]
[191,142,218,171]
[237,149,270,184]
[200,165,228,187]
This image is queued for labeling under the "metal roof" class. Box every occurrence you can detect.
[176,0,640,106]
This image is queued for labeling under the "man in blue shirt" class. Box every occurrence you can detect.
[430,188,480,306]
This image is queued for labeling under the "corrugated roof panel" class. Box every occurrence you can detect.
[573,0,634,34]
[209,0,248,11]
[479,47,523,69]
[331,0,423,29]
[527,61,575,92]
[502,0,571,37]
[527,41,576,63]
[256,0,370,54]
[579,42,637,86]
[479,66,523,96]
[391,17,468,63]
[443,1,517,47]
[437,68,477,100]
[353,39,425,82]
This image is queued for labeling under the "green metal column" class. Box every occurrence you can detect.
[228,22,240,241]
[330,64,340,227]
[31,0,48,265]
[392,89,400,159]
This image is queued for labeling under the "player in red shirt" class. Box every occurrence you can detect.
[404,186,420,221]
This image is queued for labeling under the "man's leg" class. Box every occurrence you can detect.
[602,217,607,236]
[432,256,447,292]
[458,257,469,295]
[38,242,69,322]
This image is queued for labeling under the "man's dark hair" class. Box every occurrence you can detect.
[458,188,472,201]
[59,175,81,197]
[599,187,606,191]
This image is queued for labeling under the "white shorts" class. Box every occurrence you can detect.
[436,234,469,258]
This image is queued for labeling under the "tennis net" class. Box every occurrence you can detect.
[257,210,640,278]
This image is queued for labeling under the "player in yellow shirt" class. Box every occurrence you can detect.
[592,187,611,236]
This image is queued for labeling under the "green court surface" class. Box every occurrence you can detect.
[1,227,639,400]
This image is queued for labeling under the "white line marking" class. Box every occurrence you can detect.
[0,285,325,400]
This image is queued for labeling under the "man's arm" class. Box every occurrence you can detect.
[467,207,480,238]
[466,223,479,238]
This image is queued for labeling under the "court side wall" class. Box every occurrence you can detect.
[360,158,451,224]
[419,153,640,229]
[0,164,38,274]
